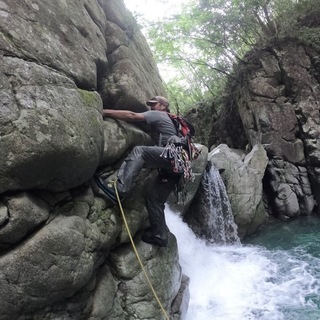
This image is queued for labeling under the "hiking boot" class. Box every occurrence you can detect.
[141,232,168,247]
[94,175,123,205]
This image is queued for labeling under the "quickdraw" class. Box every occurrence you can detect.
[160,143,195,182]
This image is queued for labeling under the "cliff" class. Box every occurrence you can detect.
[0,0,202,319]
[205,6,320,227]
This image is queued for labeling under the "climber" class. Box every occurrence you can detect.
[95,96,190,247]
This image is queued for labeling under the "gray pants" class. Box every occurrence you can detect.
[117,146,181,238]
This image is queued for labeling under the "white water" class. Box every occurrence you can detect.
[196,166,240,245]
[165,209,320,320]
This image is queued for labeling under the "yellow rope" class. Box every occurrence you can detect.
[112,180,171,320]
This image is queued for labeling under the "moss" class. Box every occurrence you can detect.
[78,89,101,108]
[296,27,320,51]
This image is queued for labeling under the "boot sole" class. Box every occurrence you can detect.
[94,176,119,204]
[141,233,168,247]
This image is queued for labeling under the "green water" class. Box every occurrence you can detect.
[245,216,320,255]
[244,215,320,320]
[167,210,320,319]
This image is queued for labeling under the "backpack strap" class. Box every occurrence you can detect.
[158,132,163,146]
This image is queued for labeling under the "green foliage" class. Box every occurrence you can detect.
[141,0,319,112]
[291,1,320,50]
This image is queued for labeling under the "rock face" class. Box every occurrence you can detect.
[237,43,318,218]
[2,0,318,318]
[0,56,103,193]
[213,35,319,220]
[208,144,268,239]
[0,1,193,319]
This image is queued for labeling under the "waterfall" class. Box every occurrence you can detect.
[165,168,320,319]
[183,164,240,245]
[202,165,240,244]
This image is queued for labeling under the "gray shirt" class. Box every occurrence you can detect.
[143,110,177,146]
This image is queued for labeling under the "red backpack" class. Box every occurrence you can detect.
[168,113,200,161]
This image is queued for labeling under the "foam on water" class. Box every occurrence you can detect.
[165,210,320,320]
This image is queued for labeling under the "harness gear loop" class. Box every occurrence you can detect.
[112,180,171,320]
[160,143,194,182]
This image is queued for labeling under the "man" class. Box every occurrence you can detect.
[96,96,183,247]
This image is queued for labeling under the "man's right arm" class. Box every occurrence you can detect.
[103,109,145,122]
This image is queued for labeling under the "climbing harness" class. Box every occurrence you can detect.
[160,143,194,182]
[111,180,171,320]
[159,142,195,205]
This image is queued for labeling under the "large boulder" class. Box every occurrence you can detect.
[99,0,166,111]
[215,34,320,218]
[99,118,151,167]
[264,159,315,219]
[208,144,269,239]
[0,0,186,319]
[238,43,320,216]
[0,192,50,245]
[0,0,167,194]
[0,56,104,193]
[0,214,102,319]
[0,0,108,89]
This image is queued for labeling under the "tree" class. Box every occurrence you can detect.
[144,0,316,112]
